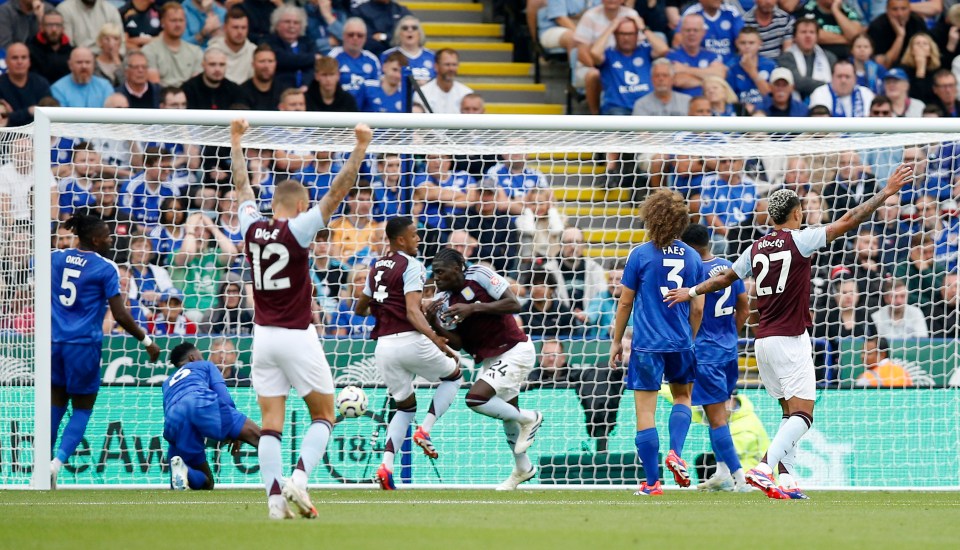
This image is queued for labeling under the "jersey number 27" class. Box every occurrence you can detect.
[753,251,791,296]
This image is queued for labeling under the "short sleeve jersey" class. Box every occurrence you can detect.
[162,360,233,411]
[732,226,827,338]
[363,250,425,338]
[696,256,746,363]
[52,249,121,344]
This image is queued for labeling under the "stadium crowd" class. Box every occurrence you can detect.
[0,0,957,390]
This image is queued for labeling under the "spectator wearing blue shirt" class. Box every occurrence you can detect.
[726,27,774,108]
[413,153,474,258]
[360,50,406,113]
[354,0,411,57]
[264,4,319,91]
[680,0,744,65]
[700,158,757,249]
[119,145,179,226]
[57,142,107,220]
[371,152,414,221]
[329,17,382,102]
[182,0,225,47]
[759,67,808,116]
[584,267,627,339]
[51,47,114,108]
[850,33,886,93]
[667,13,726,97]
[485,153,550,200]
[305,0,346,55]
[380,15,435,84]
[590,14,668,115]
[537,0,589,54]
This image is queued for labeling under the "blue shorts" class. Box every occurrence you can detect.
[691,359,739,406]
[51,342,102,395]
[627,349,697,391]
[163,395,247,467]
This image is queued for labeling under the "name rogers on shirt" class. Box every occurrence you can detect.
[757,238,785,250]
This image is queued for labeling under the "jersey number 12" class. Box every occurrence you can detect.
[248,242,291,291]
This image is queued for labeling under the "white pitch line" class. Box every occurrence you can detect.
[1,500,959,507]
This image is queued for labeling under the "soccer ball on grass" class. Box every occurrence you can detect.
[336,386,369,418]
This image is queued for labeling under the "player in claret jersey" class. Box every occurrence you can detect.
[666,164,913,500]
[231,118,372,519]
[354,216,463,490]
[428,248,543,491]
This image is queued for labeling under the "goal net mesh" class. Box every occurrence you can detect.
[3,117,959,489]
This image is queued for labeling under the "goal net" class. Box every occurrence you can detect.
[4,110,959,490]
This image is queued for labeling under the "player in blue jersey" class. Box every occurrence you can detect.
[681,224,751,492]
[609,189,705,496]
[50,214,161,488]
[163,342,261,490]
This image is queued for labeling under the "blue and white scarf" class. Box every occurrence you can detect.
[829,85,866,118]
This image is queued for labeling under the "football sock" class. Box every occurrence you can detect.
[382,409,416,470]
[186,466,208,490]
[259,430,283,498]
[766,412,812,474]
[51,405,67,449]
[291,419,332,489]
[51,458,62,474]
[635,428,660,486]
[710,425,742,476]
[503,420,532,472]
[668,404,692,456]
[55,408,92,464]
[715,461,730,478]
[468,396,529,423]
[421,377,461,433]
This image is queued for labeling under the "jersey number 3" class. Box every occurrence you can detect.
[753,251,792,296]
[248,242,291,291]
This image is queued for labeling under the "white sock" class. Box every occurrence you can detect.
[421,378,461,432]
[715,461,730,478]
[51,458,62,473]
[471,397,531,423]
[503,420,532,472]
[733,469,746,485]
[766,416,810,472]
[258,432,283,498]
[382,410,416,470]
[291,420,332,489]
[779,472,796,489]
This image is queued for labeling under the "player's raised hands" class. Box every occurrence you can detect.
[884,164,913,194]
[663,287,692,307]
[354,123,373,146]
[230,119,249,141]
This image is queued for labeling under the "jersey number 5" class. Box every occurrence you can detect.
[248,242,291,291]
[59,268,81,306]
[753,251,792,296]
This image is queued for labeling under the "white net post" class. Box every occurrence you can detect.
[33,111,51,490]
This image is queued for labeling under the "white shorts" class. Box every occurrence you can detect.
[754,331,816,401]
[539,26,569,49]
[477,339,536,402]
[375,331,459,401]
[251,324,334,397]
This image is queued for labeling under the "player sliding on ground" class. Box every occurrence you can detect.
[232,118,372,518]
[162,342,261,490]
[665,164,913,499]
[609,190,705,496]
[428,248,543,490]
[51,214,161,488]
[680,224,751,493]
[354,216,463,490]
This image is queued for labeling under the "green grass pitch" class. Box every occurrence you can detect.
[1,490,957,549]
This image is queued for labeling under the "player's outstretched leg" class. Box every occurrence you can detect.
[496,420,536,491]
[414,369,463,459]
[466,382,541,454]
[51,398,95,487]
[377,396,417,490]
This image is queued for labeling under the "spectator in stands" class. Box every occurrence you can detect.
[809,59,876,116]
[873,193,910,267]
[53,223,76,250]
[897,32,940,103]
[0,0,51,49]
[128,233,175,309]
[521,266,582,339]
[28,10,74,84]
[680,0,744,65]
[778,18,836,100]
[146,195,187,266]
[590,14,668,115]
[935,4,960,69]
[537,0,587,56]
[413,153,473,257]
[667,13,726,98]
[119,145,177,226]
[844,228,887,309]
[700,158,757,249]
[360,51,406,113]
[445,229,478,265]
[813,271,871,370]
[159,85,188,109]
[726,196,768,257]
[183,0,224,47]
[901,145,952,201]
[371,152,412,221]
[330,265,375,338]
[210,276,253,336]
[895,230,948,307]
[207,7,256,85]
[59,0,123,50]
[871,277,930,339]
[759,67,808,116]
[930,68,960,116]
[702,75,742,115]
[174,212,239,325]
[881,68,925,116]
[118,51,161,109]
[306,55,358,112]
[486,148,549,205]
[584,267,622,339]
[526,339,569,386]
[149,287,198,336]
[381,15,435,84]
[241,44,283,110]
[0,42,51,127]
[742,0,795,59]
[102,264,146,333]
[541,226,605,313]
[868,0,927,69]
[92,23,125,89]
[328,180,385,267]
[209,336,244,381]
[850,33,885,94]
[632,58,692,115]
[51,47,115,108]
[329,17,382,102]
[354,0,410,57]
[823,150,878,221]
[726,27,774,110]
[460,93,485,113]
[241,0,276,44]
[796,0,864,59]
[143,2,202,87]
[856,337,914,387]
[516,186,564,267]
[573,0,641,115]
[304,0,345,56]
[417,48,473,114]
[182,47,247,109]
[121,0,162,50]
[79,177,136,264]
[454,177,521,275]
[264,4,318,91]
[930,270,960,338]
[57,142,106,219]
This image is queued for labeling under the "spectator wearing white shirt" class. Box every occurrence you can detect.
[809,59,876,116]
[870,277,930,339]
[416,48,473,114]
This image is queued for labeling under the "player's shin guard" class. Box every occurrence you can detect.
[635,428,660,486]
[709,424,742,475]
[291,419,332,489]
[766,412,812,474]
[421,376,462,433]
[55,408,92,464]
[668,404,692,457]
[382,408,416,470]
[503,420,532,472]
[258,430,283,499]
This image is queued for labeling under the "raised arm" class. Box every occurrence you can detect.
[825,164,912,243]
[108,295,161,361]
[318,124,373,222]
[230,119,255,204]
[590,17,620,66]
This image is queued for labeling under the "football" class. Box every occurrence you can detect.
[336,386,369,418]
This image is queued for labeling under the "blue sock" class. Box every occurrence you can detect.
[55,408,92,464]
[186,466,209,490]
[51,405,67,451]
[668,404,692,456]
[709,424,742,474]
[635,428,660,486]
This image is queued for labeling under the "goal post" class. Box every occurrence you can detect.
[13,108,960,490]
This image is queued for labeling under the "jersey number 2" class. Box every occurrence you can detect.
[59,269,81,306]
[248,242,291,291]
